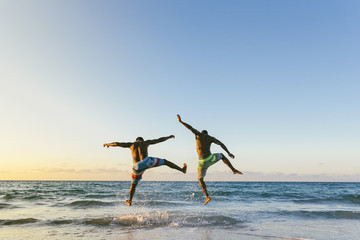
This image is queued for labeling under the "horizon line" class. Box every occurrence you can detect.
[1,180,359,183]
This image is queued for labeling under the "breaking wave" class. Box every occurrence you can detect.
[46,211,242,228]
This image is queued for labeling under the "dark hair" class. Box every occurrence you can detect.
[201,130,208,135]
[136,137,144,142]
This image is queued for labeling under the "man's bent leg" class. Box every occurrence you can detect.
[221,154,242,175]
[198,177,211,205]
[163,160,187,173]
[126,182,137,206]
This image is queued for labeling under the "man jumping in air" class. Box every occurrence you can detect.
[177,115,242,205]
[104,135,187,206]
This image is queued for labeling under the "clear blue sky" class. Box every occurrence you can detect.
[0,0,359,181]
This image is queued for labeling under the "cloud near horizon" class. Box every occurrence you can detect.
[1,168,359,182]
[141,170,360,182]
[33,168,122,174]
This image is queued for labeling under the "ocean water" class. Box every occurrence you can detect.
[0,181,359,240]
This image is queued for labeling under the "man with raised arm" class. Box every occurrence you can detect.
[177,114,242,205]
[104,135,187,206]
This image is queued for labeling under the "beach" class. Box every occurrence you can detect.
[0,181,359,239]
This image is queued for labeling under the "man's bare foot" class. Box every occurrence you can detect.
[125,200,132,206]
[233,170,243,175]
[182,163,187,174]
[204,197,211,205]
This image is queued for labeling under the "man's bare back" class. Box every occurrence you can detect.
[130,141,149,164]
[195,133,214,159]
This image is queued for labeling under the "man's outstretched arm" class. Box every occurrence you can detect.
[212,138,235,159]
[103,142,132,148]
[177,114,200,135]
[146,135,175,145]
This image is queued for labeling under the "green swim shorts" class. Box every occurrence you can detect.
[198,153,222,179]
